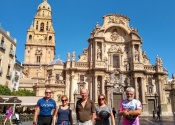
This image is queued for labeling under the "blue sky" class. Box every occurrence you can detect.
[0,0,174,78]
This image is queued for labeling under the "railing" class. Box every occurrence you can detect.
[0,67,2,74]
[27,39,54,45]
[6,72,12,79]
[9,49,15,57]
[74,62,89,69]
[0,43,6,50]
[144,65,156,72]
[56,80,65,84]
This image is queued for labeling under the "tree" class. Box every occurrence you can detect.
[11,89,36,96]
[0,85,11,95]
[0,85,36,96]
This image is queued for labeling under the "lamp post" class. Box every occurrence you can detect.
[13,97,17,115]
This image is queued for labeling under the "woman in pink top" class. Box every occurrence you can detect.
[3,106,13,125]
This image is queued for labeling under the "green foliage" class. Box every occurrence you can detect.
[0,85,36,96]
[0,84,11,95]
[11,89,36,96]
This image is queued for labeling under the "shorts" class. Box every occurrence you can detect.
[37,116,52,125]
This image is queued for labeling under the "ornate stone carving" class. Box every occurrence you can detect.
[67,52,70,61]
[72,51,76,61]
[124,77,130,86]
[156,55,163,66]
[111,30,119,41]
[97,46,101,60]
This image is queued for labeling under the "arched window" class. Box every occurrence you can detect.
[42,11,44,16]
[49,36,52,40]
[29,35,32,40]
[40,23,44,32]
[46,22,48,30]
[37,56,41,63]
[1,37,4,45]
[36,21,38,30]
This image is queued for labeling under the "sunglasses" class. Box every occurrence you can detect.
[126,93,134,96]
[98,98,105,101]
[61,99,67,102]
[45,92,51,94]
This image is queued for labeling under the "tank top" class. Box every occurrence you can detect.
[57,106,70,123]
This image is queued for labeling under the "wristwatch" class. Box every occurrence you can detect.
[33,122,37,124]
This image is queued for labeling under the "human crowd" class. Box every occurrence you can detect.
[29,86,144,125]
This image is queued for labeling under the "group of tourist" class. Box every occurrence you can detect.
[32,87,142,125]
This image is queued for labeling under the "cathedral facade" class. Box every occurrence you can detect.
[19,0,174,116]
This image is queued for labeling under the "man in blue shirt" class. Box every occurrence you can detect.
[33,88,56,125]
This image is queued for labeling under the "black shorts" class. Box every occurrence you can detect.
[37,116,52,125]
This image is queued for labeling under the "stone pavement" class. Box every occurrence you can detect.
[21,116,175,125]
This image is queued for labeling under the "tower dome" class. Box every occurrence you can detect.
[38,0,51,11]
[49,57,64,65]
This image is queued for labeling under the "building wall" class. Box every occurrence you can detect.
[0,26,16,90]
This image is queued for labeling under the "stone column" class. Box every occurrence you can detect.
[101,76,105,94]
[91,43,92,61]
[134,77,138,99]
[158,78,163,103]
[139,45,142,63]
[132,44,135,62]
[89,77,93,100]
[70,74,74,103]
[141,78,146,104]
[94,76,98,103]
[95,42,97,60]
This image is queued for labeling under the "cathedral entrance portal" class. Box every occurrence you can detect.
[113,93,122,110]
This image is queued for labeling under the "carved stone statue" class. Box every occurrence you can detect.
[156,56,163,66]
[172,73,175,79]
[124,77,130,86]
[126,63,129,71]
[135,54,139,62]
[67,52,70,61]
[97,46,101,60]
[111,30,119,41]
[72,51,76,61]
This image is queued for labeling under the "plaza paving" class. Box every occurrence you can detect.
[21,116,175,125]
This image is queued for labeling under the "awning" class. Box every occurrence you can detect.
[17,96,42,106]
[0,97,5,102]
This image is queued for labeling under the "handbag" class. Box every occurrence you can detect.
[99,110,110,119]
[126,115,137,121]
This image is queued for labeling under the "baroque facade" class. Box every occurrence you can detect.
[19,0,174,115]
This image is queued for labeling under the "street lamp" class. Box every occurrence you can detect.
[13,97,17,115]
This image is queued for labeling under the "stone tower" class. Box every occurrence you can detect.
[23,0,55,79]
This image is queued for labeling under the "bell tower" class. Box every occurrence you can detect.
[23,0,55,78]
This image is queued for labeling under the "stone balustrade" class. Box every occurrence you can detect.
[27,39,55,45]
[56,80,65,84]
[74,62,89,69]
[144,65,155,72]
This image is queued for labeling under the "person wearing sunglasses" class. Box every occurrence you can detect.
[95,94,115,125]
[119,87,142,125]
[52,95,73,125]
[76,88,95,125]
[33,88,56,125]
